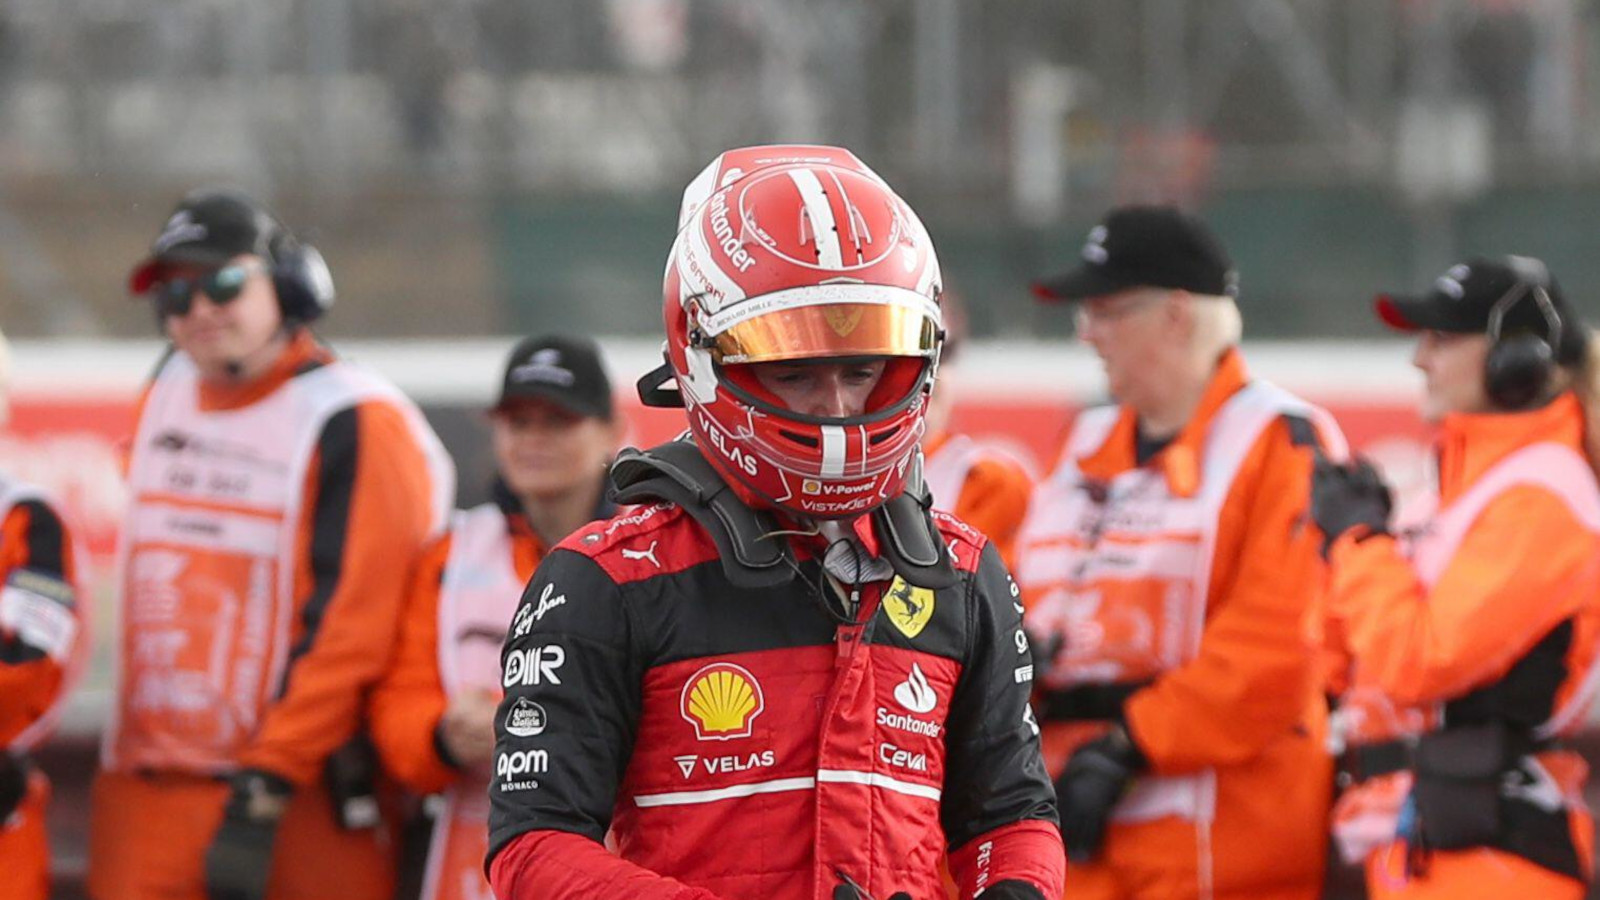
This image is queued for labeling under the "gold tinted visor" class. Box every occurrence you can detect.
[711,302,939,365]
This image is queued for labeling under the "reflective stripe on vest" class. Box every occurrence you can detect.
[1018,381,1339,824]
[421,503,524,900]
[0,475,90,753]
[437,505,523,695]
[104,353,454,773]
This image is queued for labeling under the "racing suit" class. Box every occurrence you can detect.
[0,480,87,900]
[1326,392,1600,898]
[486,447,1065,900]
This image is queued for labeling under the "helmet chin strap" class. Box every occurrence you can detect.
[609,440,960,591]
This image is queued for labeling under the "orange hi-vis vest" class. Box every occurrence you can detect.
[1018,380,1344,823]
[104,353,453,775]
[1330,440,1600,864]
[421,503,524,900]
[0,475,88,754]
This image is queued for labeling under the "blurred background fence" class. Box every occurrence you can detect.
[4,0,1600,342]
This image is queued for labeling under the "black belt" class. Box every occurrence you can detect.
[1336,739,1415,789]
[1337,733,1559,789]
[1037,681,1151,723]
[133,767,231,783]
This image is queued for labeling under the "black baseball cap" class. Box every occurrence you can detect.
[493,335,614,420]
[1032,205,1239,302]
[129,189,284,294]
[1376,256,1588,365]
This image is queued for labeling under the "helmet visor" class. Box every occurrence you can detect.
[705,289,941,365]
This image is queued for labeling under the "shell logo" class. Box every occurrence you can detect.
[680,662,765,741]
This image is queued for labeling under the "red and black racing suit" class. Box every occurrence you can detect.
[486,498,1064,900]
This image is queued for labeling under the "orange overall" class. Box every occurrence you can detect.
[89,333,454,900]
[0,486,87,900]
[923,431,1034,571]
[1326,394,1600,899]
[1016,351,1342,899]
[369,499,550,900]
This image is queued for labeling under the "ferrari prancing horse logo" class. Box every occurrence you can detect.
[822,306,864,337]
[883,576,934,639]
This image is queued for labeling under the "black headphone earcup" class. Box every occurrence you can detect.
[270,244,336,322]
[1484,333,1555,410]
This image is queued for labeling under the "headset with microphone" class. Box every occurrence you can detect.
[259,209,336,324]
[152,192,337,378]
[1484,255,1565,411]
[224,202,335,379]
[145,192,337,328]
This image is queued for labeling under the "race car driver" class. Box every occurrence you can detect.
[485,145,1065,900]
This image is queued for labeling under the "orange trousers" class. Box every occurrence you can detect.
[1065,862,1320,900]
[1060,817,1321,900]
[0,774,50,900]
[87,770,394,900]
[1365,842,1585,900]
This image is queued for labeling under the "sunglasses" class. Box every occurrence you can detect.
[152,261,268,318]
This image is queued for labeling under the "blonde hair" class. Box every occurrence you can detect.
[1188,294,1243,362]
[1575,330,1600,475]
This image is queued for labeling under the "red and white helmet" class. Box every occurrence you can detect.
[657,145,944,520]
